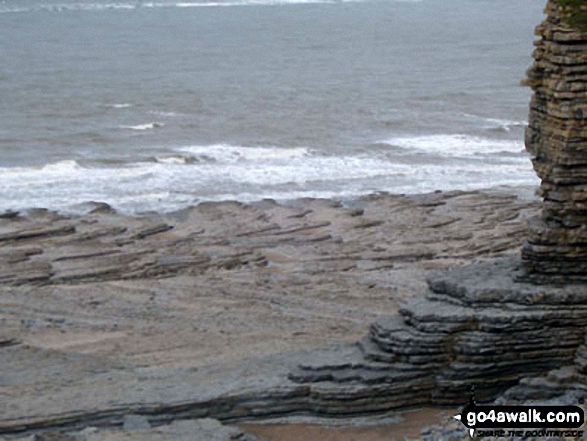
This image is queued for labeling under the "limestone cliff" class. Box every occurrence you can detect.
[522,0,587,282]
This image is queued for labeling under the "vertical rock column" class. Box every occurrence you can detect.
[522,0,587,282]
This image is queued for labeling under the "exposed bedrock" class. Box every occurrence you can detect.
[522,0,587,282]
[289,258,587,409]
[0,419,262,441]
[0,191,545,436]
[3,259,586,437]
[405,331,587,440]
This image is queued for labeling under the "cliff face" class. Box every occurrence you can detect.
[522,0,587,282]
[556,0,587,32]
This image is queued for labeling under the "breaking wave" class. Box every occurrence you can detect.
[119,122,164,130]
[0,143,537,214]
[380,134,526,158]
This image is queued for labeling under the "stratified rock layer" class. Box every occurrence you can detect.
[0,419,262,441]
[4,258,585,437]
[407,331,587,440]
[289,257,587,409]
[0,191,542,436]
[522,0,587,282]
[1,193,584,436]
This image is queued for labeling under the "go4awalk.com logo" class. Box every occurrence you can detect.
[454,404,585,438]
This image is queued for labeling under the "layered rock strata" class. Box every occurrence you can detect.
[0,191,541,436]
[406,332,587,440]
[522,0,587,282]
[0,191,533,287]
[1,419,262,441]
[289,258,587,408]
[0,201,584,434]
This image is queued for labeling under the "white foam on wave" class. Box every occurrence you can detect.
[155,155,190,164]
[485,118,528,127]
[0,160,79,178]
[149,110,181,117]
[482,117,527,131]
[380,134,526,157]
[178,144,310,163]
[0,143,538,214]
[119,122,164,131]
[109,103,133,109]
[461,113,527,132]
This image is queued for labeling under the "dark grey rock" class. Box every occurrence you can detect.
[122,414,151,430]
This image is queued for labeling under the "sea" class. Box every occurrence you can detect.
[0,0,545,214]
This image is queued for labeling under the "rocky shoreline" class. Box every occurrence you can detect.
[0,189,540,439]
[3,0,587,439]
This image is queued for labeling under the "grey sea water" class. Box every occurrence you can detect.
[0,0,544,213]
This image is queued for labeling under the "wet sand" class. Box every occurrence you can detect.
[239,408,457,441]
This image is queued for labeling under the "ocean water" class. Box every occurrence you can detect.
[0,0,545,213]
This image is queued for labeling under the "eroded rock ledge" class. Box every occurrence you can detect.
[288,256,587,410]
